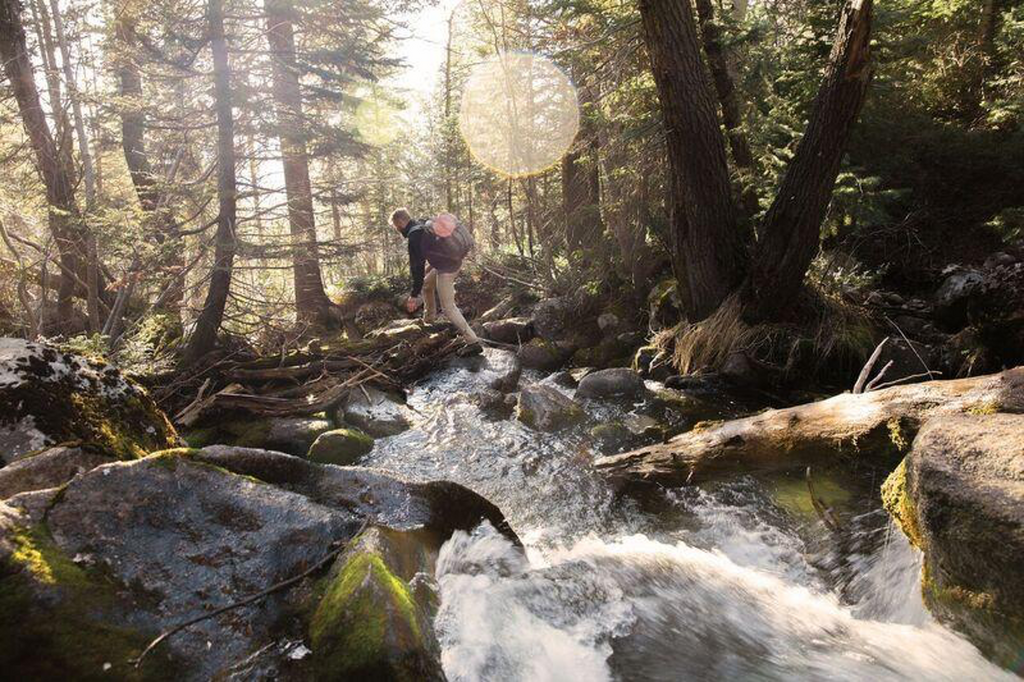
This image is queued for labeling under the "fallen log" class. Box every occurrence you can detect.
[594,367,1024,486]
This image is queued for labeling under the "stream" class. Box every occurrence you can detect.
[362,349,1011,681]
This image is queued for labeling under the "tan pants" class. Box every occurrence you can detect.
[422,268,479,343]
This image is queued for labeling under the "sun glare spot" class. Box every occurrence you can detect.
[354,91,401,146]
[458,52,580,178]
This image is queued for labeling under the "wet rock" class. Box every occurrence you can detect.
[0,338,179,465]
[183,416,333,455]
[474,388,514,418]
[590,422,634,453]
[482,317,534,345]
[310,526,444,681]
[515,384,584,431]
[0,445,111,499]
[576,368,645,400]
[542,370,578,389]
[883,414,1024,665]
[308,428,374,466]
[338,387,414,438]
[517,338,572,372]
[934,267,984,327]
[0,448,516,680]
[454,350,522,392]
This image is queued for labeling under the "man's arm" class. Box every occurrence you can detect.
[408,228,426,298]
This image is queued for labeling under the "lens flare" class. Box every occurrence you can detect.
[354,90,401,146]
[459,52,580,177]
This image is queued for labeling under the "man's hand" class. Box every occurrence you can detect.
[405,296,421,313]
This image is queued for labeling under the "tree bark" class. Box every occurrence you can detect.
[638,0,744,321]
[182,0,237,365]
[0,0,87,324]
[265,0,337,326]
[694,0,759,221]
[742,1,872,322]
[115,9,184,316]
[595,367,1024,486]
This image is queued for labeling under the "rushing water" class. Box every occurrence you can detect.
[362,349,1011,681]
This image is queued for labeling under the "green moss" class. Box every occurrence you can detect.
[887,417,910,452]
[965,401,1000,416]
[881,459,925,548]
[0,524,180,680]
[308,429,374,466]
[181,426,220,448]
[310,546,424,681]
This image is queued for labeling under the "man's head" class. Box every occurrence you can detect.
[390,207,412,232]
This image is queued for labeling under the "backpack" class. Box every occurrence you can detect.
[424,214,475,263]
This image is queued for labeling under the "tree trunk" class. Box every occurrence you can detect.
[562,82,602,253]
[595,367,1024,486]
[0,0,87,324]
[742,0,873,322]
[694,0,759,222]
[638,0,744,321]
[182,0,237,365]
[265,0,337,326]
[115,10,184,316]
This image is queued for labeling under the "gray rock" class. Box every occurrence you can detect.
[474,388,514,418]
[0,448,517,680]
[265,417,333,456]
[0,445,111,499]
[576,367,645,400]
[597,312,622,332]
[517,338,571,371]
[0,338,179,464]
[883,414,1024,664]
[531,297,572,340]
[935,268,984,326]
[338,387,413,437]
[307,428,374,466]
[482,317,534,345]
[451,349,522,392]
[516,384,584,431]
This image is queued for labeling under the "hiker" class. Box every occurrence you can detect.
[390,208,482,355]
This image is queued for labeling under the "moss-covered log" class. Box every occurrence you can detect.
[595,367,1024,486]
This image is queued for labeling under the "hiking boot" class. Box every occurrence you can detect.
[457,341,484,357]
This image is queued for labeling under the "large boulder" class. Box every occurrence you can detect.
[0,339,178,465]
[576,367,646,400]
[515,384,584,431]
[882,414,1024,665]
[934,267,984,328]
[0,447,516,680]
[481,317,534,345]
[337,387,414,438]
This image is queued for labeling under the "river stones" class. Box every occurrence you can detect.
[450,349,522,393]
[482,317,535,345]
[308,428,374,466]
[883,413,1024,665]
[184,416,334,457]
[576,368,645,400]
[517,338,572,372]
[336,387,414,438]
[516,384,584,431]
[0,338,178,465]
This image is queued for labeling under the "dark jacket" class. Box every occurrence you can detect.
[401,219,463,297]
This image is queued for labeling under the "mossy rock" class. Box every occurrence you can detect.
[517,338,571,371]
[183,417,332,456]
[0,339,178,465]
[309,428,375,466]
[0,513,181,680]
[310,527,444,681]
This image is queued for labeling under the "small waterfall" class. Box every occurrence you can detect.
[360,349,1010,680]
